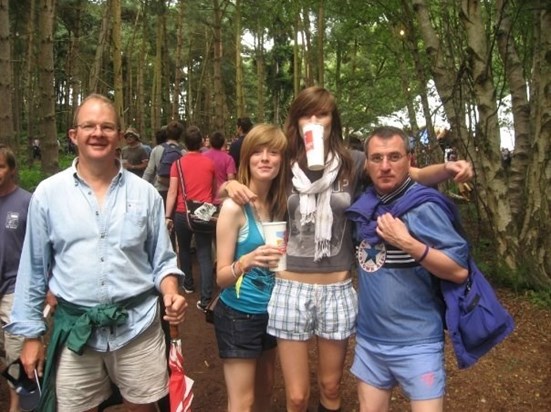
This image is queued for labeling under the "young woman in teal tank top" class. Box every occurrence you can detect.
[213,124,288,412]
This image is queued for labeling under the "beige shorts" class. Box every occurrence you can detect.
[56,317,168,411]
[0,293,25,368]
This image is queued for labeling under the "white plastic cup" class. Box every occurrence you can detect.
[302,123,325,171]
[262,221,287,271]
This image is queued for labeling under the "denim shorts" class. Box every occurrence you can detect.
[213,299,277,359]
[267,278,357,341]
[351,336,446,400]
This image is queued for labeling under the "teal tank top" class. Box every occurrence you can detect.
[219,204,275,314]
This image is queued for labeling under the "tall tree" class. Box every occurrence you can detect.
[24,0,37,160]
[172,0,186,120]
[37,0,58,174]
[112,0,124,128]
[211,0,226,130]
[411,0,550,287]
[316,0,325,86]
[0,0,14,146]
[234,0,245,118]
[495,0,531,217]
[519,3,550,287]
[151,0,166,132]
[88,0,112,93]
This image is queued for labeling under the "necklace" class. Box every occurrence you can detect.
[251,201,272,223]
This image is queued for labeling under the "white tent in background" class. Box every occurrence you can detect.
[375,80,515,150]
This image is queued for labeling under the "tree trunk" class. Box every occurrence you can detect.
[172,0,185,120]
[293,9,301,96]
[518,5,551,287]
[495,0,532,219]
[255,28,265,122]
[137,5,147,136]
[302,8,313,87]
[37,0,58,175]
[401,0,431,146]
[88,0,111,93]
[25,0,36,164]
[316,0,324,87]
[235,0,244,118]
[69,0,83,132]
[0,0,14,147]
[151,0,165,133]
[112,0,124,129]
[212,0,224,130]
[412,0,471,154]
[460,0,518,268]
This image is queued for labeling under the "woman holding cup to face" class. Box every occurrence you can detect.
[222,87,473,412]
[214,124,288,412]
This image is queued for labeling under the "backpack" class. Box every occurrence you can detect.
[157,143,182,184]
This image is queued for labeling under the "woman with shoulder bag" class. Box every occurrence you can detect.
[166,126,216,311]
[214,124,288,412]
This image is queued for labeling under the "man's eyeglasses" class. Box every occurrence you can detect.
[75,123,119,135]
[368,152,407,164]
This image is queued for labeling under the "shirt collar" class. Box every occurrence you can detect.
[377,176,414,204]
[71,157,124,186]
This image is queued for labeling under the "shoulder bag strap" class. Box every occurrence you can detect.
[176,159,187,201]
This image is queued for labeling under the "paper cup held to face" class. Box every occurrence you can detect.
[262,221,287,271]
[302,123,325,171]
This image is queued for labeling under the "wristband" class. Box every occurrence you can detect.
[165,217,173,220]
[417,245,430,263]
[231,257,247,279]
[230,261,241,279]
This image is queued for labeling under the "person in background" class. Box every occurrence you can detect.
[346,133,364,153]
[121,126,149,177]
[229,117,254,170]
[5,94,187,411]
[143,122,185,207]
[200,135,211,153]
[346,126,469,412]
[214,124,287,412]
[221,86,473,412]
[32,138,41,160]
[203,130,237,206]
[141,140,153,157]
[0,145,32,412]
[165,126,216,310]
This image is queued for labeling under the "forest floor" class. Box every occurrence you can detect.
[1,264,550,411]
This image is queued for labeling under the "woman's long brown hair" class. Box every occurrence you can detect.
[284,86,353,182]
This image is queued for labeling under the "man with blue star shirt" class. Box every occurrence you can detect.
[346,126,469,412]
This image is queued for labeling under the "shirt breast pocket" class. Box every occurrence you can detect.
[120,202,148,249]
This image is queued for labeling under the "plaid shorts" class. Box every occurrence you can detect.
[267,278,357,341]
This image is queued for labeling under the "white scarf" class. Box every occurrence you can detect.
[291,154,340,261]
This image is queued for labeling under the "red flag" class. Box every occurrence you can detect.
[169,325,194,412]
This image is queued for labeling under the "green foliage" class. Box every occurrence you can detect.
[18,166,44,193]
[522,289,551,310]
[18,154,75,192]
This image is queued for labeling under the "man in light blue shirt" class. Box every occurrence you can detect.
[6,94,187,411]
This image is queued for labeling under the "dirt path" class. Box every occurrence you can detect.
[2,286,549,411]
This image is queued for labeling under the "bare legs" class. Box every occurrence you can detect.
[278,337,348,412]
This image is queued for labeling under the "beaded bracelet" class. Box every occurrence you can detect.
[417,245,430,263]
[231,257,247,279]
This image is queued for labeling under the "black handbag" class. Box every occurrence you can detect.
[205,293,220,324]
[176,159,217,234]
